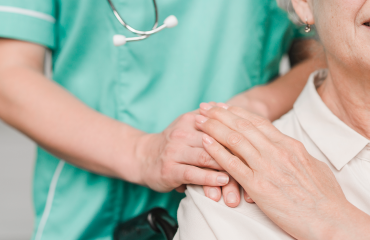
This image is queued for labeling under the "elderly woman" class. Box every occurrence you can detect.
[174,0,370,239]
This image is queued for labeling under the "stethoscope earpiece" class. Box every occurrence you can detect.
[108,0,178,46]
[164,15,178,28]
[113,35,127,46]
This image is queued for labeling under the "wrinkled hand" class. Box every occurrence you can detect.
[137,110,231,193]
[195,103,364,240]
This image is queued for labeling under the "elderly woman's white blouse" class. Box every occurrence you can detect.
[174,70,370,240]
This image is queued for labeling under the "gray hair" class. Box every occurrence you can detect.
[276,0,301,25]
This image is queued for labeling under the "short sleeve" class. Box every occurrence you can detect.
[0,0,56,49]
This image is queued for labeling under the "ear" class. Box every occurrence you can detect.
[291,0,314,25]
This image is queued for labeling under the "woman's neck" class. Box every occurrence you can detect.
[317,58,370,139]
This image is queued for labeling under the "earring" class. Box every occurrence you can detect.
[305,19,311,33]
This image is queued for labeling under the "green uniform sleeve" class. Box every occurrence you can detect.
[0,0,56,49]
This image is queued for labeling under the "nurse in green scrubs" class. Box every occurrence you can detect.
[0,0,322,239]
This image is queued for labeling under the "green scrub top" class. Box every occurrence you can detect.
[0,0,305,239]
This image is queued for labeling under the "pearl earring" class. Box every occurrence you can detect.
[305,18,311,33]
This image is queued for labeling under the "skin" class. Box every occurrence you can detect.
[196,0,370,237]
[0,37,323,205]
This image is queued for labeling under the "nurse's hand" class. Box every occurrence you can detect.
[196,104,370,240]
[137,111,232,193]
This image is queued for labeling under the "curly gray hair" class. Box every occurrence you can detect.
[276,0,301,25]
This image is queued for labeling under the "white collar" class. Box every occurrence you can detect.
[293,70,369,170]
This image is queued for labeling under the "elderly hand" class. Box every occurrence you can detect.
[195,103,370,240]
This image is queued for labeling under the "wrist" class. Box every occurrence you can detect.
[134,133,161,186]
[110,125,148,185]
[315,201,370,240]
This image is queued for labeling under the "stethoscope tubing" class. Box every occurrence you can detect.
[107,0,159,36]
[108,0,178,45]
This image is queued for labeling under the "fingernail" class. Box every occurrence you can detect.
[227,192,237,203]
[200,102,212,111]
[217,103,229,110]
[195,115,209,124]
[217,175,229,184]
[208,188,218,200]
[202,134,214,145]
[244,191,252,201]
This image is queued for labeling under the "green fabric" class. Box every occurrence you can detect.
[0,0,306,239]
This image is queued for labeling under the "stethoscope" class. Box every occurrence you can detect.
[107,0,178,46]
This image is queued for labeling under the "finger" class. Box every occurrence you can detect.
[194,102,217,131]
[216,102,229,109]
[203,186,222,202]
[243,189,255,203]
[198,104,275,151]
[189,130,208,148]
[227,105,282,142]
[201,134,253,186]
[209,102,217,106]
[182,147,223,170]
[222,176,241,208]
[173,165,230,187]
[176,185,187,193]
[195,114,260,169]
[217,103,282,142]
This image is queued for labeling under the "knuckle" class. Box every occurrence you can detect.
[180,113,195,122]
[227,155,241,171]
[209,107,224,118]
[252,116,269,129]
[278,149,291,161]
[169,129,189,141]
[256,179,272,192]
[198,151,212,166]
[163,146,177,158]
[213,145,224,156]
[227,132,244,146]
[203,119,218,131]
[227,106,242,114]
[235,119,253,131]
[228,106,244,116]
[292,140,305,151]
[160,164,172,181]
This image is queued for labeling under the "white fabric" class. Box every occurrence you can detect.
[174,70,370,240]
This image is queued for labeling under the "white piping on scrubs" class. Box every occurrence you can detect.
[34,160,65,240]
[0,6,55,23]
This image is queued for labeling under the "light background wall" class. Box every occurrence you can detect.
[0,120,35,240]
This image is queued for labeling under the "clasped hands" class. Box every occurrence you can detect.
[138,101,359,239]
[194,102,360,240]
